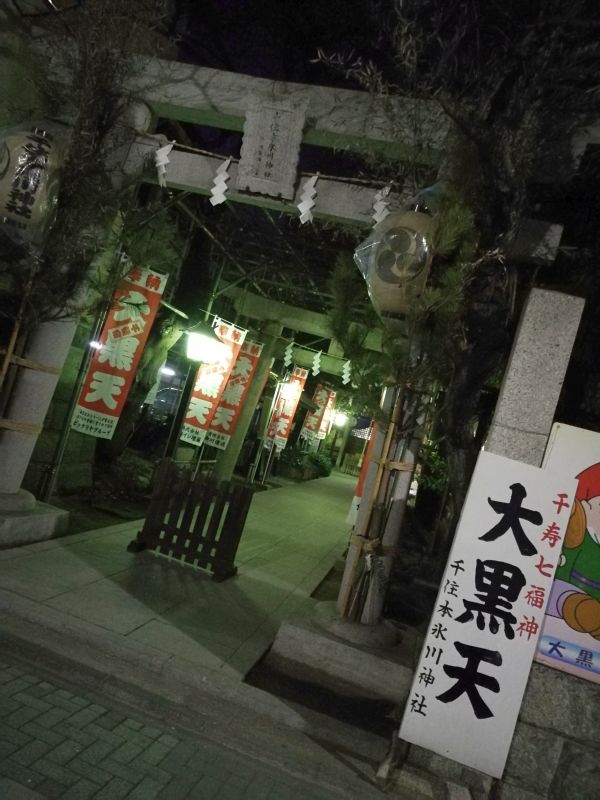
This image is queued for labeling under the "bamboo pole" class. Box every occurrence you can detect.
[337,386,402,617]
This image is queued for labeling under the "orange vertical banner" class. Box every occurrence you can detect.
[180,320,247,447]
[205,339,263,450]
[265,366,308,451]
[71,266,167,440]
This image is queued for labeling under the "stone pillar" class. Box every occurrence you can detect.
[335,421,352,469]
[0,314,77,542]
[0,316,80,495]
[213,321,282,482]
[406,289,588,798]
[485,288,585,467]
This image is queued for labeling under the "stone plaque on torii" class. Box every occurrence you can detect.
[237,98,306,199]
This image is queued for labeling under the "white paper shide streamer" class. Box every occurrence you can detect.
[311,350,322,376]
[341,359,352,385]
[297,174,319,224]
[155,141,175,188]
[210,158,232,206]
[372,185,391,224]
[283,340,294,367]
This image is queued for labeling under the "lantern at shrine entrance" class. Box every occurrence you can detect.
[354,209,433,320]
[0,121,64,245]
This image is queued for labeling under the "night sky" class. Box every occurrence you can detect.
[173,0,385,86]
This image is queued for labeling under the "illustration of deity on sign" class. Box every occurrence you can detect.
[546,462,600,638]
[537,424,600,682]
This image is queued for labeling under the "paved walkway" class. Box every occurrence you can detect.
[0,473,430,799]
[0,654,376,800]
[0,473,355,680]
[0,473,448,799]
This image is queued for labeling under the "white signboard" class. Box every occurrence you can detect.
[399,450,576,778]
[536,423,600,684]
[237,99,305,199]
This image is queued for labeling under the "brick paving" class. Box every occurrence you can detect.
[0,658,346,799]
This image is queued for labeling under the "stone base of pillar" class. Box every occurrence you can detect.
[0,492,69,547]
[315,600,403,648]
[266,603,416,706]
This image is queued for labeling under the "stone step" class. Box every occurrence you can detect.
[266,603,419,705]
[389,763,473,800]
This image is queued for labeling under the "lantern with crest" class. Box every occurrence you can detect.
[354,209,433,321]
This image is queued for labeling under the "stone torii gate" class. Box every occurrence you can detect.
[115,59,449,479]
[0,48,449,541]
[113,55,448,222]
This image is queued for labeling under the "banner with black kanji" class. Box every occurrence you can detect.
[399,451,576,778]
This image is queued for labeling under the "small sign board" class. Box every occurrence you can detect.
[399,450,576,778]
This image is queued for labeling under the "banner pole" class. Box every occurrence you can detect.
[163,362,195,459]
[248,381,281,483]
[261,442,277,485]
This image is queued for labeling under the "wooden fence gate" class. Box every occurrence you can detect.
[128,458,254,581]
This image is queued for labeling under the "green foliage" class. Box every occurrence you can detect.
[412,265,469,321]
[327,252,372,349]
[279,445,305,470]
[305,451,333,477]
[2,1,175,327]
[325,194,479,423]
[0,13,55,127]
[326,252,391,414]
[418,439,449,493]
[317,0,600,608]
[279,446,333,478]
[120,204,183,276]
[430,194,477,261]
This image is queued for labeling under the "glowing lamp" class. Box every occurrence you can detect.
[333,412,348,427]
[280,381,300,401]
[186,329,228,364]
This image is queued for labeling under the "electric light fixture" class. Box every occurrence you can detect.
[186,323,228,364]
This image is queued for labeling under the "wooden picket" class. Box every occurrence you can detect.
[128,458,254,581]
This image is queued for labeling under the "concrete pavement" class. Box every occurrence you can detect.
[0,471,471,798]
[0,472,432,798]
[0,473,356,680]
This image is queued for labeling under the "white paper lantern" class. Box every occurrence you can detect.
[354,209,433,318]
[0,121,64,244]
